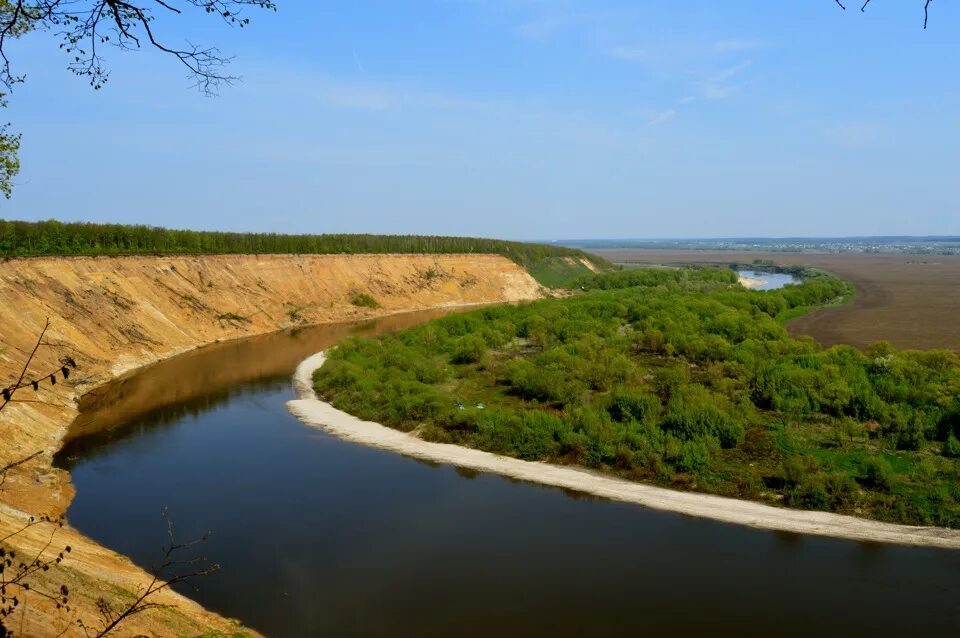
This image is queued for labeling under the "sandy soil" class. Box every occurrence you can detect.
[289,351,960,550]
[738,274,767,289]
[0,253,543,636]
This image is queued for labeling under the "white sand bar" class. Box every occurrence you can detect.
[288,352,960,549]
[738,275,767,289]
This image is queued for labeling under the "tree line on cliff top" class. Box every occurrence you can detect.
[0,219,609,280]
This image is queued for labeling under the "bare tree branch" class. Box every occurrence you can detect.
[0,515,73,634]
[0,451,41,489]
[2,509,218,636]
[78,509,219,637]
[0,1,277,95]
[840,0,935,29]
[0,319,50,415]
[1,320,78,489]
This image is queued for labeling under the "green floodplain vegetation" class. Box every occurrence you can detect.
[314,266,960,528]
[0,219,605,287]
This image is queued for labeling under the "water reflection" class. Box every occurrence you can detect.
[57,307,960,638]
[64,308,459,443]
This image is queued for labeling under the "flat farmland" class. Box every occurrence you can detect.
[595,250,960,352]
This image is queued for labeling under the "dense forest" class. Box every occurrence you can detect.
[0,219,607,285]
[314,266,960,527]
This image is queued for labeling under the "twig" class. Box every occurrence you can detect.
[851,0,933,28]
[0,319,49,414]
[0,451,42,488]
[88,509,219,637]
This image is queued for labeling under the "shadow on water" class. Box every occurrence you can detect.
[56,308,960,638]
[61,308,458,447]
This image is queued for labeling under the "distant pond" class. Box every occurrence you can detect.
[56,311,960,637]
[738,269,799,290]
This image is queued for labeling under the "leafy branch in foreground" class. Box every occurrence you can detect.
[0,95,18,200]
[0,515,73,637]
[0,1,277,94]
[0,318,77,489]
[0,0,277,197]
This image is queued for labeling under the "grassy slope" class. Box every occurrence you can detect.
[525,257,598,288]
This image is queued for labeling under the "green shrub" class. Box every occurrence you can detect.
[507,354,584,404]
[451,334,488,364]
[861,456,893,491]
[661,386,744,448]
[786,482,830,510]
[671,440,710,472]
[606,389,661,425]
[351,292,380,308]
[311,264,960,527]
[653,365,688,399]
[782,456,811,487]
[943,434,960,458]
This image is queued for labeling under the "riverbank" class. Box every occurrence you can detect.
[596,249,960,352]
[738,274,767,288]
[289,351,960,549]
[0,253,544,636]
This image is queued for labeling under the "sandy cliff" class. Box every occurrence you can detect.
[0,253,542,636]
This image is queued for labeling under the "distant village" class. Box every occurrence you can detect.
[561,237,960,255]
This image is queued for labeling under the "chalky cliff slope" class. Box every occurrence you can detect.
[0,253,542,636]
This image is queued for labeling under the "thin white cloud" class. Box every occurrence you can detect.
[700,60,752,100]
[647,109,676,125]
[633,107,676,126]
[242,66,493,112]
[711,60,753,83]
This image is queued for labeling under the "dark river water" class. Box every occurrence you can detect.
[56,311,960,637]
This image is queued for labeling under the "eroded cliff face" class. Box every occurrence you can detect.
[0,253,543,636]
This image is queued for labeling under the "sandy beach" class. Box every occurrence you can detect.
[287,351,960,549]
[738,274,767,288]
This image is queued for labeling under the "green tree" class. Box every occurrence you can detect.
[0,108,17,199]
[451,334,488,365]
[943,434,960,459]
[862,456,894,491]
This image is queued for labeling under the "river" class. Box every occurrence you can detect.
[56,311,960,637]
[737,269,799,290]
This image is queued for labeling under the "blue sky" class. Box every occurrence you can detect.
[3,1,958,239]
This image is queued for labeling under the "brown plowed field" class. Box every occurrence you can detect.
[595,250,960,352]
